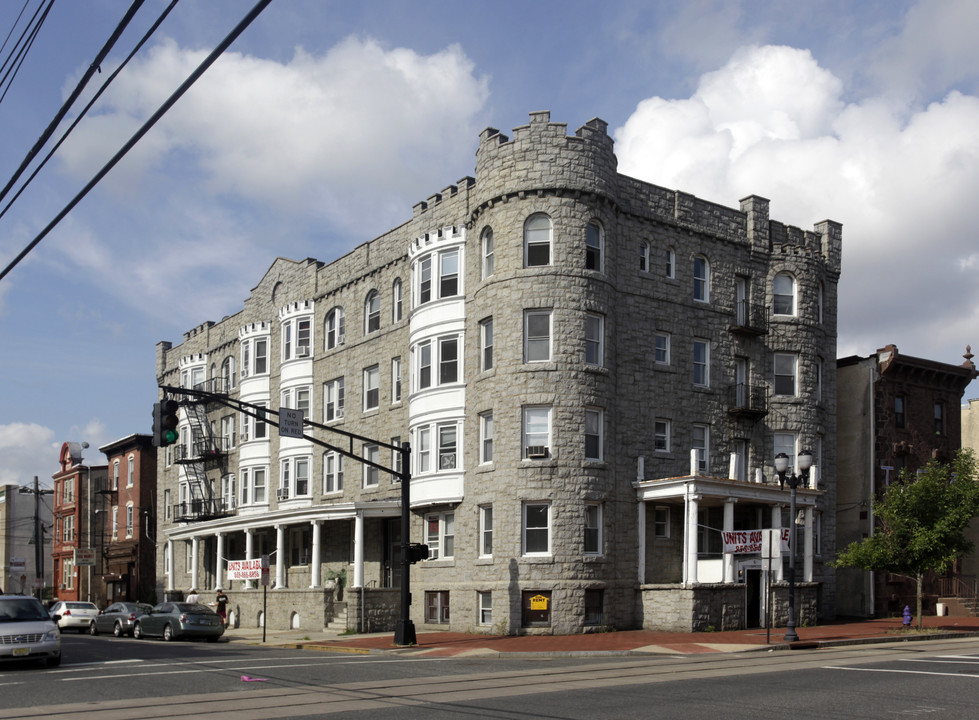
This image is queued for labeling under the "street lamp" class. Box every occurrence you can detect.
[774,449,813,643]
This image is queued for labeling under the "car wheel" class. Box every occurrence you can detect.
[133,622,144,639]
[113,622,124,638]
[89,621,98,636]
[206,636,219,643]
[46,654,62,668]
[163,624,173,642]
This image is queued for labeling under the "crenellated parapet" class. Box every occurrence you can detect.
[473,111,618,212]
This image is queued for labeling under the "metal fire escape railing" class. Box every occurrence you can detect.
[172,379,232,522]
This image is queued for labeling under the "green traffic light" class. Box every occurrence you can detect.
[163,428,179,445]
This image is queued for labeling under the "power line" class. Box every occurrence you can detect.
[0,0,145,211]
[0,0,274,285]
[0,0,180,225]
[0,0,53,108]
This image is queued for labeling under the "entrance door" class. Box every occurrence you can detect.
[746,569,761,628]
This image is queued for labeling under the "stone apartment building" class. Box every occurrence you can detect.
[837,345,978,617]
[155,111,841,634]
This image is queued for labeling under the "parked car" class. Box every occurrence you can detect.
[0,595,61,667]
[88,602,154,637]
[48,601,100,633]
[133,602,224,642]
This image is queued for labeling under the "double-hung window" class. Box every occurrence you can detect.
[417,426,431,473]
[584,503,603,555]
[481,227,494,278]
[415,336,461,390]
[391,357,402,403]
[325,307,345,349]
[439,337,458,384]
[523,406,551,459]
[480,412,494,464]
[282,316,312,360]
[585,313,603,366]
[426,512,455,560]
[480,318,494,371]
[693,256,710,302]
[392,278,403,322]
[693,339,710,387]
[416,249,462,306]
[480,505,493,556]
[524,214,552,267]
[363,365,379,410]
[654,419,671,452]
[324,377,344,421]
[363,444,379,487]
[584,409,603,461]
[773,273,796,316]
[323,452,343,493]
[586,221,603,271]
[524,310,552,362]
[439,250,459,297]
[692,424,709,473]
[773,353,797,396]
[241,337,269,377]
[365,290,380,334]
[639,241,650,272]
[654,333,670,365]
[523,503,551,555]
[438,425,457,470]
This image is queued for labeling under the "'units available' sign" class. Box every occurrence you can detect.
[227,559,263,580]
[721,528,790,555]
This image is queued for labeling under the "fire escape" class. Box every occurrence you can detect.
[173,379,234,522]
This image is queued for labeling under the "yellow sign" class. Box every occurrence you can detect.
[530,594,548,611]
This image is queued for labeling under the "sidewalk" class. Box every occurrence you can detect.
[222,615,979,657]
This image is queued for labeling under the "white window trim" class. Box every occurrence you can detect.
[693,339,710,387]
[654,418,671,453]
[584,502,603,556]
[774,352,798,397]
[522,502,552,556]
[585,312,604,367]
[585,408,603,461]
[524,309,552,363]
[654,332,671,365]
[773,273,797,316]
[479,411,494,465]
[522,405,552,460]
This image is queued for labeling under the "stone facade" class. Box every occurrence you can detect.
[155,111,841,634]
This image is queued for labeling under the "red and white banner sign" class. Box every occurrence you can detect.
[721,528,790,555]
[227,559,263,580]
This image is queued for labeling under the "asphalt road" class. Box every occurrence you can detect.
[3,634,979,719]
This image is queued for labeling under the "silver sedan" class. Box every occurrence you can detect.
[89,602,153,637]
[133,602,224,642]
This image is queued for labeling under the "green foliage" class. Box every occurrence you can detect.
[833,451,979,626]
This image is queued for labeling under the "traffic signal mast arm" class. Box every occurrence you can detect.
[157,384,408,482]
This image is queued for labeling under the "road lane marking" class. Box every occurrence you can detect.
[826,666,979,678]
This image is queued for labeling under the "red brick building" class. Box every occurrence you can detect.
[837,345,977,617]
[97,435,158,606]
[51,442,107,602]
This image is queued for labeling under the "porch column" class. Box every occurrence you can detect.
[637,500,646,585]
[683,491,700,585]
[770,506,784,583]
[723,498,737,583]
[352,512,364,589]
[274,524,286,589]
[190,536,200,592]
[166,539,174,592]
[244,528,255,590]
[803,506,814,582]
[310,519,323,588]
[215,531,225,590]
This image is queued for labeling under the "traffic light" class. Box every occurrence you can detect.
[157,399,180,447]
[407,543,430,564]
[151,402,163,447]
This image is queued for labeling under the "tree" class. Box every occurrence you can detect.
[833,451,979,628]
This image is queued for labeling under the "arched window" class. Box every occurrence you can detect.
[481,226,494,279]
[221,356,236,391]
[586,221,603,272]
[639,242,650,272]
[524,214,552,267]
[325,307,345,349]
[773,273,796,315]
[392,279,403,323]
[693,256,710,302]
[365,290,380,334]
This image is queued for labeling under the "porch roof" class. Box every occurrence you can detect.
[632,474,822,508]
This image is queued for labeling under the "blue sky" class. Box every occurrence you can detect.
[2,0,978,486]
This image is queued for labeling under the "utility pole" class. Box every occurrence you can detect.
[20,476,52,601]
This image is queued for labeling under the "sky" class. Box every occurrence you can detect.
[1,0,978,487]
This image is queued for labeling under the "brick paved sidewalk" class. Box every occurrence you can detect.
[282,615,979,656]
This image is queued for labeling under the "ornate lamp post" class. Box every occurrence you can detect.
[774,449,813,642]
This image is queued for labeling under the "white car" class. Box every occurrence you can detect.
[48,601,99,632]
[0,595,61,667]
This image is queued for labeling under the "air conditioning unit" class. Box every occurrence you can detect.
[335,408,345,419]
[296,346,310,358]
[58,583,65,590]
[275,489,288,501]
[337,333,346,345]
[526,445,549,459]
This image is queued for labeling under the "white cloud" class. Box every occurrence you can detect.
[615,43,979,371]
[0,423,57,487]
[58,36,490,229]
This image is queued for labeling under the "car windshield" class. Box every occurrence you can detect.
[175,603,213,614]
[0,597,50,622]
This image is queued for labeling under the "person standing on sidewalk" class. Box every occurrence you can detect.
[186,588,200,604]
[215,588,229,627]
